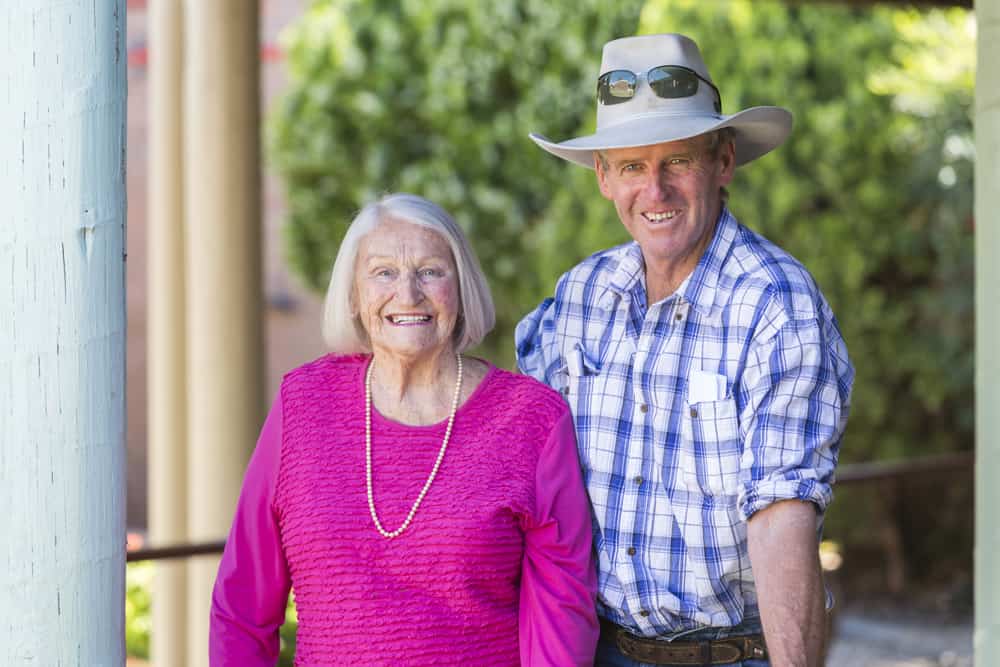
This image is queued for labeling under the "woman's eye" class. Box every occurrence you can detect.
[420,268,443,279]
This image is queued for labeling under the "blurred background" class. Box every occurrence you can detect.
[122,0,976,665]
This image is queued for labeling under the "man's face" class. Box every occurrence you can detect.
[595,135,735,283]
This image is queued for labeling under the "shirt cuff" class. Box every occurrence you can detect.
[739,476,832,521]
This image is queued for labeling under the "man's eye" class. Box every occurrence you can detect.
[622,163,643,173]
[669,157,691,166]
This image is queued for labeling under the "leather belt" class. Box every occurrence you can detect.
[599,618,768,666]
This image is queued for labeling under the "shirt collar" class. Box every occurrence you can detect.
[681,207,738,317]
[607,242,646,296]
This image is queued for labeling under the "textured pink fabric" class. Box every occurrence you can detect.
[210,355,598,666]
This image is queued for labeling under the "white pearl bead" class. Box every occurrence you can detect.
[365,352,463,538]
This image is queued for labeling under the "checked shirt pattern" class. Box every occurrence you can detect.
[516,208,854,638]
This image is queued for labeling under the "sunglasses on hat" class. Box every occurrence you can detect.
[597,65,722,113]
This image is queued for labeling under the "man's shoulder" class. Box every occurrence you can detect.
[722,222,828,321]
[554,241,636,296]
[561,242,633,278]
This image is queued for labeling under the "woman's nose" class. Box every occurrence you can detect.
[397,273,423,304]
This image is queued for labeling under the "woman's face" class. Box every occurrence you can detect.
[353,218,461,364]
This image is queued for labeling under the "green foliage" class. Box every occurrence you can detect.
[126,562,152,659]
[270,0,645,362]
[125,562,299,663]
[271,0,974,461]
[279,598,298,666]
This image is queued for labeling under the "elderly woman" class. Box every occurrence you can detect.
[210,193,598,666]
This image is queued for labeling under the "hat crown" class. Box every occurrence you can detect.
[596,33,720,130]
[527,32,792,170]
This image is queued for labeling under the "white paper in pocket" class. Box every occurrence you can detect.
[688,369,727,403]
[566,346,585,377]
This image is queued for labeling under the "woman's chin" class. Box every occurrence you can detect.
[372,335,453,361]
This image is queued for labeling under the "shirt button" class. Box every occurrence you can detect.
[634,476,644,486]
[675,312,683,321]
[639,610,650,617]
[690,407,698,418]
[561,386,569,395]
[639,403,648,413]
[627,547,636,556]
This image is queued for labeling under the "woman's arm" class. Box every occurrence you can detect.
[519,408,598,667]
[209,396,291,666]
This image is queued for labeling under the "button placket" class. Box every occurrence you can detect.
[628,349,650,484]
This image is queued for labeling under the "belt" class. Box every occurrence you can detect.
[599,618,768,666]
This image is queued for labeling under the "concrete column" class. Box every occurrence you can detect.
[0,1,127,664]
[183,1,264,665]
[976,1,1000,663]
[148,1,188,665]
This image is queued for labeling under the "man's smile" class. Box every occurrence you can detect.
[643,209,680,223]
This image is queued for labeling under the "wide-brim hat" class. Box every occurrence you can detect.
[530,33,793,169]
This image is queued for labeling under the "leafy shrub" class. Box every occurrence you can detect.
[125,562,299,663]
[125,562,152,660]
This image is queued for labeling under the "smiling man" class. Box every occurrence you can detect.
[516,34,855,667]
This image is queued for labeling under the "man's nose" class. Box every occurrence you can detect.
[644,170,671,201]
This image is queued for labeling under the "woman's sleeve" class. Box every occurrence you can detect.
[209,394,291,666]
[519,407,599,667]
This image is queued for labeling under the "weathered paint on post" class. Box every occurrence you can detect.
[148,0,189,665]
[0,2,127,665]
[976,1,1000,664]
[182,2,264,664]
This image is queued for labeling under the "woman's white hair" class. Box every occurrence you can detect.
[322,193,496,354]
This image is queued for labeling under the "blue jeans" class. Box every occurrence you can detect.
[595,619,770,667]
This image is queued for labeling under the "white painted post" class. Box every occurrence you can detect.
[975,1,1000,663]
[0,2,127,665]
[183,2,265,665]
[148,0,189,665]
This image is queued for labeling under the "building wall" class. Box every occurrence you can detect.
[125,0,327,531]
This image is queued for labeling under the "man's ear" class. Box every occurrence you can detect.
[718,139,737,187]
[595,152,613,200]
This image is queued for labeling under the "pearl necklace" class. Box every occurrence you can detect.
[365,352,463,539]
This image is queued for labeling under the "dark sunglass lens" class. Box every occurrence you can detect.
[647,66,699,99]
[598,70,636,105]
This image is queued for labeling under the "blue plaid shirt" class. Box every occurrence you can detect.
[516,208,854,638]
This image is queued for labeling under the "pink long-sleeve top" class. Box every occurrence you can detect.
[210,354,598,666]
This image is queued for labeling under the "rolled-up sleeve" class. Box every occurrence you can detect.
[210,396,291,666]
[519,407,598,667]
[738,316,854,521]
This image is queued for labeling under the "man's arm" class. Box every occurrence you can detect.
[746,499,826,667]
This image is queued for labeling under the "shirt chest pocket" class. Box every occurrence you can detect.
[677,398,742,497]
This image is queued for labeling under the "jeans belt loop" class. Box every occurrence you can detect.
[699,639,711,666]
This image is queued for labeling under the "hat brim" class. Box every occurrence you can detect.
[529,106,792,169]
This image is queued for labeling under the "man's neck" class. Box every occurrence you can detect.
[644,267,687,305]
[642,206,723,304]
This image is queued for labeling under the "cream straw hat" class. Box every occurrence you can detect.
[530,33,792,168]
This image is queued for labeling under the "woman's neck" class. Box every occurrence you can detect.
[368,350,461,426]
